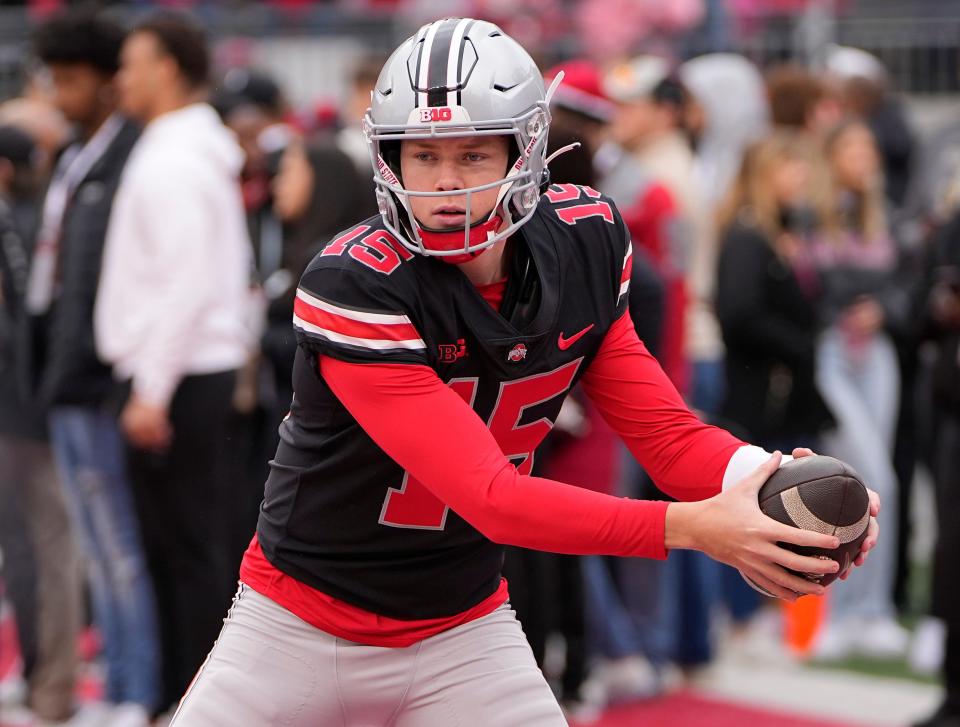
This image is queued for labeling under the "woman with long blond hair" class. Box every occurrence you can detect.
[714,131,835,629]
[811,119,910,660]
[716,131,833,452]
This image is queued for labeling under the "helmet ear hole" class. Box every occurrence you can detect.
[505,137,520,176]
[539,167,551,194]
[380,138,403,184]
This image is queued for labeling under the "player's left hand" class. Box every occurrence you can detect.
[790,447,880,580]
[122,394,173,452]
[844,487,879,578]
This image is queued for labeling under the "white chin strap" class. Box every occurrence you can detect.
[545,142,581,166]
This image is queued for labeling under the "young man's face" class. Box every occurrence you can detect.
[399,135,509,230]
[46,63,113,127]
[226,105,272,177]
[117,31,168,122]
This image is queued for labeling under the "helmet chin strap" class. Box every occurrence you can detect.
[417,214,503,264]
[545,141,581,166]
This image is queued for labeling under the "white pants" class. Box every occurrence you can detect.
[816,328,900,621]
[171,583,568,726]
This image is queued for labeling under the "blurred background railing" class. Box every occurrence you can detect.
[1,0,958,107]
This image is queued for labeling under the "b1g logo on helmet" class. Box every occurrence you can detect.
[507,343,528,363]
[419,107,453,123]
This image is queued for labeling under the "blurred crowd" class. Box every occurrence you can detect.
[0,5,959,727]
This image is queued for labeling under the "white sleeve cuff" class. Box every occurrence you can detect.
[133,368,180,410]
[721,445,794,491]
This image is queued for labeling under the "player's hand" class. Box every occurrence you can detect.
[122,394,173,452]
[841,487,880,579]
[666,452,840,601]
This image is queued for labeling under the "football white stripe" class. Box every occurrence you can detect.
[296,289,413,326]
[623,241,633,268]
[445,18,471,107]
[418,21,441,108]
[618,279,630,299]
[293,314,426,351]
[781,487,870,544]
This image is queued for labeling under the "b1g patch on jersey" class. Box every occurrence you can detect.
[438,339,469,363]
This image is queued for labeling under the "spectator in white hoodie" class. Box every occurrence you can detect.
[94,12,253,715]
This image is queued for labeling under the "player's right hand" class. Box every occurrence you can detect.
[665,452,841,601]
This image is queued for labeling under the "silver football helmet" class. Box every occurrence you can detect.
[363,18,562,259]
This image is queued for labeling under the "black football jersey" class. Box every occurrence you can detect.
[256,184,633,619]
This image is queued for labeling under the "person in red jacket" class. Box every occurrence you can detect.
[171,19,878,727]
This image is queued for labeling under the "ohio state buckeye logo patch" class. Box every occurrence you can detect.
[507,343,527,363]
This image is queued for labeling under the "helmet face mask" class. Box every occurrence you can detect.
[363,18,555,260]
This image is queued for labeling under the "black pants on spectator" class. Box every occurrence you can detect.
[892,347,918,611]
[223,402,283,577]
[945,629,960,711]
[126,370,238,712]
[933,410,960,711]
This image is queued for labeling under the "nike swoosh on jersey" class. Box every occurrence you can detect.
[557,324,594,350]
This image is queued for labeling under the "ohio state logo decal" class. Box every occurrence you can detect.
[507,343,527,363]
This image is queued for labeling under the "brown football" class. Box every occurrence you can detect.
[745,455,871,597]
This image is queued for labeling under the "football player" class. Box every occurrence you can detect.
[171,18,879,726]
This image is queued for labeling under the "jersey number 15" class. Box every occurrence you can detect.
[378,359,582,530]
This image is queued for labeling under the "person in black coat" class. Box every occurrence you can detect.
[716,131,833,450]
[27,10,161,722]
[0,123,81,724]
[913,207,960,727]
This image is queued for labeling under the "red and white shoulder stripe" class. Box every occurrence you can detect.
[293,289,426,352]
[618,240,633,302]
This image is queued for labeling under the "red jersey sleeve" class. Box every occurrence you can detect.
[319,355,671,559]
[581,311,746,501]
